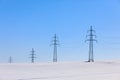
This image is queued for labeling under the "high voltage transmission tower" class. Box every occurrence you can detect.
[51,34,59,62]
[9,56,12,63]
[85,26,97,62]
[30,48,36,63]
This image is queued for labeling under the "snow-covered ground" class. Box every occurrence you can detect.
[0,61,120,80]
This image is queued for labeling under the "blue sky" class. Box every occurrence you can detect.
[0,0,120,63]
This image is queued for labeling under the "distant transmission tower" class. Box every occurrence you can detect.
[9,56,12,63]
[51,34,59,62]
[30,48,36,63]
[85,26,97,62]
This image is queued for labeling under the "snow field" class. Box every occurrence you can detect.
[0,61,120,80]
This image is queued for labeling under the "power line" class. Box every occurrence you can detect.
[85,26,97,62]
[51,34,59,62]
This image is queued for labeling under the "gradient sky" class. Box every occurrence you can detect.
[0,0,120,63]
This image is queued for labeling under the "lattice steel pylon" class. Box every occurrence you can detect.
[9,56,12,63]
[51,34,59,62]
[85,26,97,62]
[30,48,36,63]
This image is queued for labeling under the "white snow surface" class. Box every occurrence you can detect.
[0,61,120,80]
